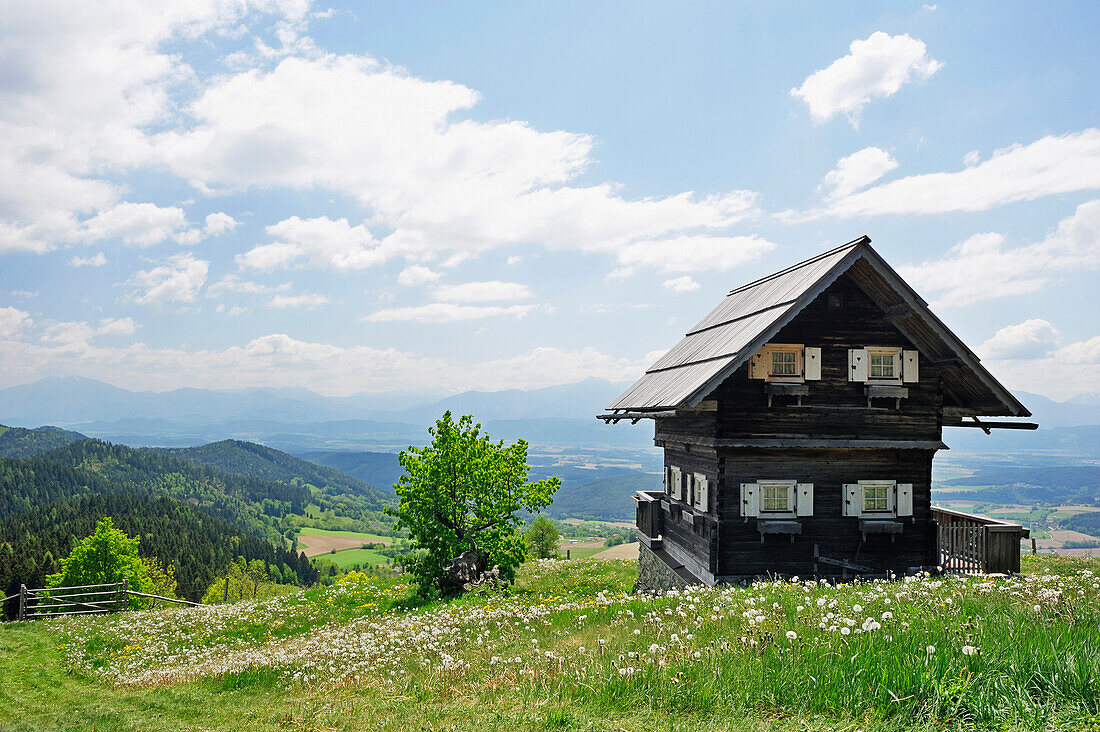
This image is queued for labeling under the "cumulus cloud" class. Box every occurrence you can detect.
[819,147,899,200]
[0,1,304,253]
[816,130,1100,218]
[662,276,701,292]
[983,333,1100,401]
[432,281,533,303]
[207,274,291,296]
[978,319,1060,359]
[790,32,942,126]
[268,292,329,309]
[204,212,239,236]
[899,199,1100,307]
[237,216,383,271]
[157,54,762,274]
[364,303,535,323]
[397,266,442,287]
[129,253,210,304]
[0,307,32,338]
[69,252,108,268]
[78,202,198,247]
[96,317,138,336]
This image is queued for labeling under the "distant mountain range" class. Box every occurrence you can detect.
[0,376,653,452]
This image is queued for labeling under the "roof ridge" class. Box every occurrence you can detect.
[727,235,869,297]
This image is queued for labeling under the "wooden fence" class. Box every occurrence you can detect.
[1,581,198,621]
[932,506,1030,575]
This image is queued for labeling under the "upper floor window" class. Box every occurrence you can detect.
[760,480,794,513]
[868,348,899,381]
[750,344,821,383]
[849,347,919,384]
[862,482,892,513]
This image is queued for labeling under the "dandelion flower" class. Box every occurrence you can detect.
[962,645,978,656]
[926,645,936,655]
[786,631,798,640]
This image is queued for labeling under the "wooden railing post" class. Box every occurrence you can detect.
[120,578,129,611]
[18,584,26,622]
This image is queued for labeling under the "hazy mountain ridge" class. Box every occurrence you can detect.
[0,424,87,457]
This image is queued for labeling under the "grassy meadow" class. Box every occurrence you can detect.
[1,556,1098,731]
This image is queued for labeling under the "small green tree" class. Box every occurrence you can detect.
[392,412,560,595]
[525,516,560,559]
[46,517,154,608]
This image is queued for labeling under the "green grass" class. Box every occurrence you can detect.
[323,546,391,567]
[557,545,605,559]
[2,556,1098,731]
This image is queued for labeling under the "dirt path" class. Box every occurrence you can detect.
[298,534,390,557]
[592,543,640,560]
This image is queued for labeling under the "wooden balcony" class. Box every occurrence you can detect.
[932,505,1030,575]
[633,490,665,548]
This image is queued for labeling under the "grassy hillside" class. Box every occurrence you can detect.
[0,424,86,457]
[1,556,1096,730]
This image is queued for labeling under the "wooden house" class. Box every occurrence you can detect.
[600,237,1034,589]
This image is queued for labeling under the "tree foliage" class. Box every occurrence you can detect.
[392,412,559,595]
[46,518,153,607]
[525,516,560,559]
[201,558,280,603]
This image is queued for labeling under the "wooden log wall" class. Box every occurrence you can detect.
[716,448,939,578]
[708,276,944,442]
[659,442,720,580]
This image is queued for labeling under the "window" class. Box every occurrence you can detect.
[862,483,892,513]
[868,352,895,379]
[760,481,794,513]
[771,350,798,376]
[750,344,821,382]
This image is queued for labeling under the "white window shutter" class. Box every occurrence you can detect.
[740,482,759,518]
[896,483,913,516]
[848,348,868,382]
[749,349,768,379]
[671,467,682,500]
[695,474,708,511]
[796,483,814,516]
[843,483,860,517]
[686,473,695,507]
[804,347,821,380]
[902,350,919,383]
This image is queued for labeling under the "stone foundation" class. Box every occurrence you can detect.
[634,542,688,593]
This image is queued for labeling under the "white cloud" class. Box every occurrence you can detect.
[237,216,383,271]
[817,130,1100,218]
[96,317,138,336]
[0,307,32,338]
[615,235,777,275]
[963,150,981,167]
[78,202,197,247]
[790,32,942,126]
[662,276,701,293]
[156,54,761,273]
[207,274,291,296]
[0,1,304,253]
[899,199,1100,307]
[978,319,1060,359]
[819,147,899,200]
[397,265,442,287]
[40,321,95,344]
[129,252,210,304]
[69,252,108,268]
[268,292,329,309]
[204,212,239,236]
[216,304,249,316]
[983,334,1100,401]
[0,331,654,395]
[506,255,523,265]
[364,303,535,323]
[432,281,533,303]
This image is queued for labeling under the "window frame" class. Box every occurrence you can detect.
[865,346,903,384]
[764,344,804,383]
[859,480,896,515]
[758,479,796,516]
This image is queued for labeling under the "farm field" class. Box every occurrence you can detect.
[1,556,1097,731]
[295,529,395,557]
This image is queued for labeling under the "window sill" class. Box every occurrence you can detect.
[858,519,904,542]
[757,519,801,543]
[765,382,810,406]
[865,384,908,408]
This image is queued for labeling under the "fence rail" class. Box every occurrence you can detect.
[2,580,199,621]
[932,505,1030,575]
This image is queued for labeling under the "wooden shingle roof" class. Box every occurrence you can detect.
[604,237,1030,418]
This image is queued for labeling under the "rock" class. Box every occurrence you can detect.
[442,551,507,594]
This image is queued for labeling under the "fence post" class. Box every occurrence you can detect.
[223,575,230,603]
[18,584,26,622]
[1031,537,1036,555]
[121,578,129,611]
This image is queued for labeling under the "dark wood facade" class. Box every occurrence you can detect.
[609,239,1032,586]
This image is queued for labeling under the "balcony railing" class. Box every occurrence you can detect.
[932,505,1030,575]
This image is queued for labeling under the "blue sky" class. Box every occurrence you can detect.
[0,1,1097,399]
